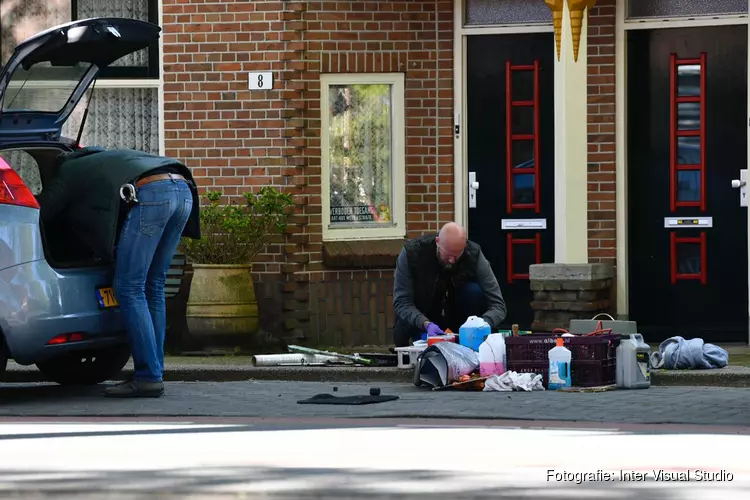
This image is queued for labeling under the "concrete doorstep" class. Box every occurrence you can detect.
[4,360,750,388]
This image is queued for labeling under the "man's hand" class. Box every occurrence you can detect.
[425,322,445,337]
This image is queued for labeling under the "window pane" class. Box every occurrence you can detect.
[677,242,702,275]
[512,140,534,169]
[466,0,552,25]
[512,173,535,205]
[676,170,700,202]
[76,0,150,67]
[2,62,92,113]
[0,0,71,64]
[628,0,747,19]
[63,87,160,154]
[511,70,534,102]
[677,64,701,97]
[512,239,538,277]
[328,83,393,226]
[677,102,700,130]
[511,107,534,135]
[677,137,700,165]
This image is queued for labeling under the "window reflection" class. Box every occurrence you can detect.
[677,64,700,97]
[513,173,535,205]
[512,140,534,169]
[677,102,700,130]
[677,136,700,165]
[676,170,700,202]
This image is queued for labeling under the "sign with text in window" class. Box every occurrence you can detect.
[330,205,377,223]
[248,72,273,90]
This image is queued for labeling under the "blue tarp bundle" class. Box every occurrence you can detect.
[650,336,729,370]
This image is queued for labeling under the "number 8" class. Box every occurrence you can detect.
[258,75,264,88]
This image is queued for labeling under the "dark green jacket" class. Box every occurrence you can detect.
[36,147,201,264]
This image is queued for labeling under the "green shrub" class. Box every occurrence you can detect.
[180,187,294,265]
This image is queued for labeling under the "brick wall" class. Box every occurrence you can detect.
[304,0,455,244]
[162,0,454,346]
[303,0,454,345]
[587,0,617,268]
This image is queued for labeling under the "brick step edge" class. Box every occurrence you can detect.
[4,366,750,387]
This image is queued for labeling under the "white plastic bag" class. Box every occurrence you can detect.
[433,342,479,383]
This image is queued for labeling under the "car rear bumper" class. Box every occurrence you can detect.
[0,260,127,365]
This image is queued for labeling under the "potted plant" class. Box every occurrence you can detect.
[179,187,293,345]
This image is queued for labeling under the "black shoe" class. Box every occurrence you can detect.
[104,379,164,398]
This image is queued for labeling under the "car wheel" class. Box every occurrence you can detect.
[36,345,131,386]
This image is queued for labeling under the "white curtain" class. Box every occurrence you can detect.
[63,87,159,153]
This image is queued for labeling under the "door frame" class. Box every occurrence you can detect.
[452,0,554,230]
[615,0,750,340]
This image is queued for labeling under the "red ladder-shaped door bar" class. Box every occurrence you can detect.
[506,60,541,214]
[669,52,706,212]
[670,232,707,285]
[507,233,542,283]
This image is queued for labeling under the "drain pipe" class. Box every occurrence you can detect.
[434,0,441,230]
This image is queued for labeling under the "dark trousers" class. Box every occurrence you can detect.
[392,282,488,347]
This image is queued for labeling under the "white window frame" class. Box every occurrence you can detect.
[320,72,406,242]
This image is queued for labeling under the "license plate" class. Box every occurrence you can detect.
[96,287,119,308]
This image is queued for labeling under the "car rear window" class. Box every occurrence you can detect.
[0,151,42,195]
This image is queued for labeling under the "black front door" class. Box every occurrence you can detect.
[628,26,749,342]
[467,34,555,329]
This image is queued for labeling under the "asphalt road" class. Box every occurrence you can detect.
[0,418,748,499]
[1,381,750,426]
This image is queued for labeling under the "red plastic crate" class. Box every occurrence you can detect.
[505,333,620,387]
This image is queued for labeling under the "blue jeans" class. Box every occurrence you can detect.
[392,281,488,347]
[113,179,193,382]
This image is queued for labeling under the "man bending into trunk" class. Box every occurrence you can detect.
[392,222,507,347]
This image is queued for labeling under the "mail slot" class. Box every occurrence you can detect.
[663,217,712,228]
[501,218,547,230]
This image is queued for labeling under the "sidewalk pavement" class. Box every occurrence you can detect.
[5,357,750,387]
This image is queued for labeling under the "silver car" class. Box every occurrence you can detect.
[0,18,162,385]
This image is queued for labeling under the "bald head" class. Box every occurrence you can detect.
[436,222,467,267]
[439,222,467,241]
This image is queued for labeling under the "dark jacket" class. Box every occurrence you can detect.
[36,147,201,264]
[393,234,507,332]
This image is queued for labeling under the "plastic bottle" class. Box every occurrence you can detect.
[547,337,572,390]
[478,333,506,377]
[458,316,491,351]
[616,334,651,389]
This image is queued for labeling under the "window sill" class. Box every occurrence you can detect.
[322,239,406,269]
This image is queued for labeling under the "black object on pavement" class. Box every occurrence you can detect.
[297,393,398,405]
[369,387,381,396]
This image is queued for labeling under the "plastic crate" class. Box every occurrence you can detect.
[394,345,426,369]
[505,333,620,387]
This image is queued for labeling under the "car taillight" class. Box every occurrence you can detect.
[0,157,39,209]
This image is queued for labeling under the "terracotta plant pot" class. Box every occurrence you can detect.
[185,264,260,343]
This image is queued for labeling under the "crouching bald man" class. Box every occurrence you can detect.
[392,222,507,347]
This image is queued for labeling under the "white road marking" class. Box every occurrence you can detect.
[0,423,748,497]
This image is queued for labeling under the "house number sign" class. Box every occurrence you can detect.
[248,72,273,90]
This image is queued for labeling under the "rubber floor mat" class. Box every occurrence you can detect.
[297,393,399,405]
